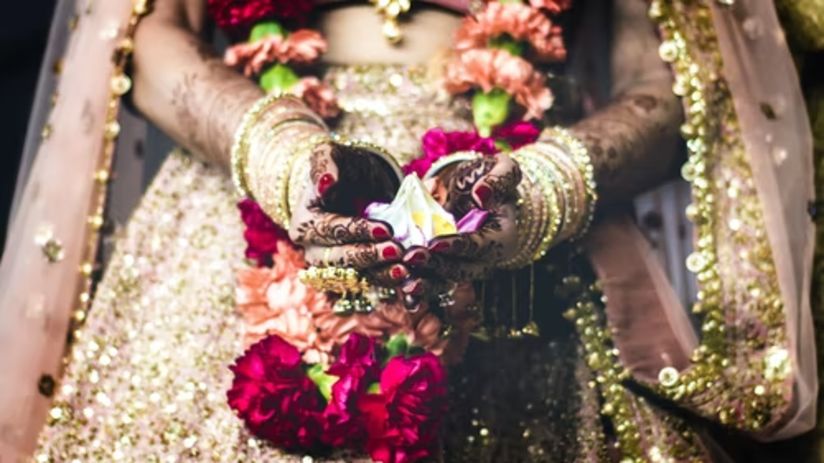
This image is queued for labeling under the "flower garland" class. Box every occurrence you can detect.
[228,332,448,461]
[208,0,571,460]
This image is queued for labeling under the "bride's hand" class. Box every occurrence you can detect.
[289,141,410,287]
[406,154,522,284]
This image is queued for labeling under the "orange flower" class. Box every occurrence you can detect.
[527,0,572,14]
[235,242,476,366]
[444,48,553,120]
[455,2,566,62]
[224,29,327,77]
[291,77,340,119]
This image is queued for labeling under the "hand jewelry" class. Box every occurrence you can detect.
[369,0,412,44]
[503,127,598,268]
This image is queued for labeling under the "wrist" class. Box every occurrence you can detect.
[231,93,329,228]
[501,128,597,268]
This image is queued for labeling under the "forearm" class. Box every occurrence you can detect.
[131,1,262,169]
[569,82,683,204]
[568,0,684,204]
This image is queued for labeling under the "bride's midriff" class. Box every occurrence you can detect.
[315,4,463,65]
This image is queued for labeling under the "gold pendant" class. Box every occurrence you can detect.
[370,0,412,44]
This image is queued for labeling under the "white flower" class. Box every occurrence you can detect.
[365,175,457,248]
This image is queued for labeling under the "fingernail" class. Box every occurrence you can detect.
[381,245,399,260]
[430,241,450,253]
[405,250,429,265]
[390,265,407,280]
[317,173,336,196]
[372,226,391,240]
[474,185,492,206]
[403,280,423,295]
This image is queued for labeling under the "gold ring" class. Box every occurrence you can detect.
[298,266,369,295]
[423,151,483,180]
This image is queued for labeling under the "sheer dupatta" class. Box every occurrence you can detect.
[586,0,816,442]
[0,0,147,459]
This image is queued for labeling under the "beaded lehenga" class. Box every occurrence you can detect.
[2,1,818,463]
[33,64,598,462]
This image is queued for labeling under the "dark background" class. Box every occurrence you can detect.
[0,1,58,249]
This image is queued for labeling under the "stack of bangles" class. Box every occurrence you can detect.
[500,127,598,270]
[231,93,401,313]
[231,92,330,227]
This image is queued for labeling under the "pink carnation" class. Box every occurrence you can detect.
[455,2,566,62]
[357,353,448,463]
[227,335,324,450]
[444,48,553,120]
[291,77,340,119]
[403,121,539,178]
[224,29,327,76]
[207,0,315,34]
[528,0,572,13]
[235,243,477,366]
[238,199,289,267]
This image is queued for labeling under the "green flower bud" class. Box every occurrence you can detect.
[473,89,511,137]
[259,63,300,93]
[249,21,287,43]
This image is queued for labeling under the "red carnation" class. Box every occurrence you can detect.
[322,334,380,447]
[404,121,540,178]
[238,199,289,267]
[208,0,315,34]
[357,353,448,463]
[227,335,325,450]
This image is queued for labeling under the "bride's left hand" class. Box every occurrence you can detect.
[404,154,522,286]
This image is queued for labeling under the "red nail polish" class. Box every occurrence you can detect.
[474,185,492,206]
[430,241,450,253]
[382,245,399,259]
[390,266,406,280]
[317,173,336,196]
[372,226,390,240]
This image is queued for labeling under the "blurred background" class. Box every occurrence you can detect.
[0,1,57,249]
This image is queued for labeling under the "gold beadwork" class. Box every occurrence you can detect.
[35,226,65,263]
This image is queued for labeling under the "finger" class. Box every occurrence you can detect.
[289,213,393,246]
[309,141,339,197]
[400,277,430,298]
[428,205,517,260]
[402,246,431,268]
[304,242,403,270]
[365,263,409,288]
[472,153,522,208]
[424,255,492,282]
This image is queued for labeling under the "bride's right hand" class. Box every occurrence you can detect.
[288,141,411,288]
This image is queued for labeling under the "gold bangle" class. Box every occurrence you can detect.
[518,149,564,260]
[541,127,598,240]
[232,93,289,198]
[422,151,484,180]
[231,93,325,198]
[273,133,330,227]
[503,150,553,268]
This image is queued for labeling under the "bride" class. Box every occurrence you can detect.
[0,0,818,461]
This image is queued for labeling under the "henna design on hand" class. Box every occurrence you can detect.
[569,88,683,203]
[163,35,262,169]
[291,215,381,246]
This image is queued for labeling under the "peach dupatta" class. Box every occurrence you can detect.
[587,0,816,441]
[0,0,139,459]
